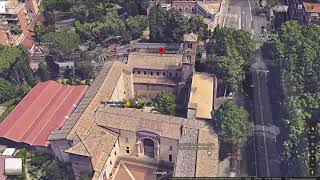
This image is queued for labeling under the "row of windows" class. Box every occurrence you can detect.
[133,70,180,77]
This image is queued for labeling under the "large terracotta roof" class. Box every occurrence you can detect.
[0,81,88,147]
[128,52,183,70]
[65,124,118,175]
[49,61,131,141]
[95,107,204,139]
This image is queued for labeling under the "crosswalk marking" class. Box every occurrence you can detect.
[226,14,239,18]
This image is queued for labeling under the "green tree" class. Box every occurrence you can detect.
[0,78,16,103]
[95,49,110,63]
[166,10,188,42]
[37,63,50,81]
[153,91,176,116]
[213,100,251,148]
[206,27,253,92]
[75,52,95,80]
[126,15,148,39]
[40,31,80,55]
[149,4,169,42]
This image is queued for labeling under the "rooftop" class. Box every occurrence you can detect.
[0,1,25,15]
[188,73,215,119]
[173,128,199,177]
[303,2,320,13]
[133,76,177,86]
[128,52,183,70]
[197,2,221,15]
[95,107,204,140]
[49,61,131,141]
[196,125,219,177]
[65,123,118,175]
[183,33,198,42]
[0,81,88,147]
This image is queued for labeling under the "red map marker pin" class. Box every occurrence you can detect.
[159,47,165,56]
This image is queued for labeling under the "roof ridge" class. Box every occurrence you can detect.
[30,85,76,146]
[4,81,61,138]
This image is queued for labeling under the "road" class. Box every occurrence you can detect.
[226,0,281,177]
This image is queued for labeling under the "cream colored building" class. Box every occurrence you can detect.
[48,35,219,179]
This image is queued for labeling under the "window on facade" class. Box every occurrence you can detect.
[169,72,172,77]
[144,71,147,75]
[110,161,112,165]
[188,43,192,49]
[169,154,172,162]
[157,72,160,76]
[176,73,178,77]
[114,151,117,156]
[169,146,173,150]
[126,147,130,153]
[187,55,191,62]
[163,72,166,76]
[150,72,153,76]
[133,70,135,74]
[138,71,140,74]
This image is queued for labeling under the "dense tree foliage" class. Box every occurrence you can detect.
[149,4,209,43]
[0,78,16,103]
[153,91,176,116]
[0,46,35,86]
[40,31,80,54]
[206,27,255,92]
[74,52,95,80]
[267,21,320,176]
[126,15,148,39]
[213,100,251,148]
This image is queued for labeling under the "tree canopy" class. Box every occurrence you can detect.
[153,91,176,116]
[149,4,209,43]
[40,31,80,54]
[206,27,255,92]
[266,21,320,176]
[212,100,251,147]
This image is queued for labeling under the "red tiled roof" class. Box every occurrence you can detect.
[0,81,88,147]
[23,13,44,49]
[304,2,320,13]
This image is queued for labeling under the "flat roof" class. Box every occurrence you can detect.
[128,52,183,70]
[0,81,88,147]
[188,73,215,119]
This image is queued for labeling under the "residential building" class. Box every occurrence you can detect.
[0,0,28,46]
[149,0,223,29]
[303,1,320,24]
[0,33,220,180]
[0,0,42,47]
[287,0,320,25]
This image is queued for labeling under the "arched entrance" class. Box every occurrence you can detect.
[143,138,155,157]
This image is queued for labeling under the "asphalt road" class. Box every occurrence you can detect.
[228,0,281,177]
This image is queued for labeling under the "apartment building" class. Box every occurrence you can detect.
[0,0,41,46]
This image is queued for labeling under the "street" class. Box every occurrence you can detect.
[225,0,281,177]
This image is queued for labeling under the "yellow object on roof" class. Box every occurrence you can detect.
[188,73,215,120]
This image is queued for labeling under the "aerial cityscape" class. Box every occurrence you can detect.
[0,0,319,179]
